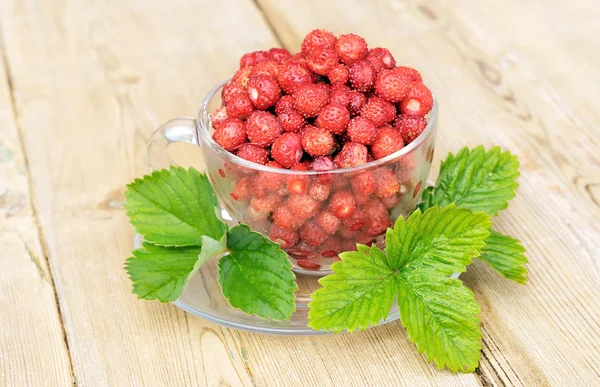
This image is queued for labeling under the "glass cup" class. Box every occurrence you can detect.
[147,80,438,276]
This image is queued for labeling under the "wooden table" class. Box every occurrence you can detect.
[1,1,599,385]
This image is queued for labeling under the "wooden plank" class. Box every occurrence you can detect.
[0,40,73,385]
[253,0,600,385]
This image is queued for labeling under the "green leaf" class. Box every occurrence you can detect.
[397,271,482,372]
[480,230,528,284]
[420,146,519,215]
[124,167,226,246]
[218,225,297,320]
[125,242,201,302]
[386,204,491,274]
[308,244,397,333]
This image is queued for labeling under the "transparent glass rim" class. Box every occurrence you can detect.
[196,79,438,176]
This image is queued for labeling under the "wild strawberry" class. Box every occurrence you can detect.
[251,60,280,79]
[366,54,385,74]
[268,47,291,64]
[374,167,400,198]
[399,83,433,116]
[354,192,372,205]
[273,203,304,230]
[278,109,305,133]
[356,231,377,246]
[306,47,338,75]
[249,193,281,220]
[301,125,334,157]
[330,85,351,106]
[348,60,376,93]
[257,161,285,190]
[310,155,336,184]
[394,66,422,83]
[247,74,280,110]
[245,111,282,147]
[346,116,378,145]
[293,83,329,117]
[381,194,399,209]
[287,163,309,195]
[334,142,368,168]
[210,106,229,130]
[240,50,273,68]
[226,95,254,119]
[374,69,409,103]
[212,118,247,151]
[335,34,368,65]
[271,132,303,168]
[275,95,294,114]
[361,96,396,126]
[308,180,331,202]
[393,115,428,144]
[296,259,321,270]
[236,143,268,165]
[370,126,404,160]
[350,171,377,196]
[231,66,254,88]
[299,221,328,247]
[347,90,367,115]
[277,61,312,94]
[315,210,341,235]
[222,83,247,105]
[338,224,358,239]
[288,53,307,65]
[328,190,356,219]
[342,208,366,231]
[368,48,396,69]
[249,174,270,197]
[315,103,350,135]
[301,29,337,56]
[287,194,321,221]
[327,64,349,84]
[332,175,349,190]
[340,239,357,253]
[269,224,298,248]
[320,236,342,257]
[362,200,392,236]
[231,177,250,202]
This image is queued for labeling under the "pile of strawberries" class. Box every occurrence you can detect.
[211,29,434,269]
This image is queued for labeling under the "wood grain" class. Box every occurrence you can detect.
[0,40,73,386]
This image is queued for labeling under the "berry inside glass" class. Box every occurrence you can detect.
[204,30,438,275]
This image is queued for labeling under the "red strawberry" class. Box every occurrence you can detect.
[301,29,337,56]
[327,64,350,85]
[240,50,273,68]
[354,192,372,205]
[288,194,321,220]
[249,193,281,220]
[347,90,367,115]
[350,171,377,196]
[277,61,312,94]
[362,200,392,236]
[296,259,321,270]
[257,161,285,191]
[393,115,428,144]
[210,106,229,130]
[273,203,304,230]
[251,60,280,79]
[268,47,291,64]
[334,141,368,168]
[301,125,334,157]
[236,143,268,165]
[332,175,350,190]
[394,66,422,83]
[308,179,331,202]
[328,190,356,219]
[338,224,358,239]
[366,54,385,74]
[348,60,376,93]
[292,83,329,117]
[320,236,342,257]
[315,103,351,135]
[315,210,341,235]
[346,116,378,145]
[361,96,396,126]
[370,126,404,160]
[231,66,254,88]
[310,155,336,184]
[225,94,254,119]
[299,221,329,246]
[271,132,303,168]
[287,163,310,195]
[247,74,281,109]
[275,95,294,115]
[222,83,247,105]
[381,194,399,209]
[330,84,351,106]
[231,177,250,202]
[269,224,298,248]
[245,111,282,147]
[306,47,338,76]
[335,34,368,65]
[399,83,433,116]
[212,118,247,151]
[342,208,366,231]
[368,48,396,69]
[374,167,400,198]
[278,109,306,133]
[374,69,409,103]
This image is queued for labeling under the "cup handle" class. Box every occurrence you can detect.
[146,117,198,170]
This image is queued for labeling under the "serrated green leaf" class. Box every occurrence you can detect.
[308,244,397,333]
[420,146,519,215]
[124,167,226,246]
[125,242,201,302]
[218,225,297,320]
[397,271,482,372]
[386,204,491,274]
[480,230,528,284]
